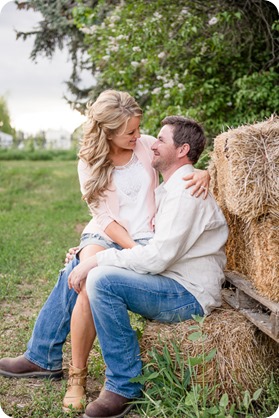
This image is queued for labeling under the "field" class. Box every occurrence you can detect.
[0,160,98,417]
[0,160,278,418]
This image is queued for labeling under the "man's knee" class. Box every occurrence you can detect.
[86,266,114,298]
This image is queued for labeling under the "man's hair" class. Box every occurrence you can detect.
[161,116,206,164]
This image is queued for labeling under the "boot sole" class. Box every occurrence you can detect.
[0,369,63,380]
[82,402,134,418]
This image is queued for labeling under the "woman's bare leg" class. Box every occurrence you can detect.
[71,244,105,369]
[63,244,106,411]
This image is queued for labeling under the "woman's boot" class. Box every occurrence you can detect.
[62,364,87,412]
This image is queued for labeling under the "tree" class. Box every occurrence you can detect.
[16,0,279,140]
[0,97,16,136]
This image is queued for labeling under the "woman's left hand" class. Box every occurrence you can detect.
[183,170,210,199]
[68,256,97,293]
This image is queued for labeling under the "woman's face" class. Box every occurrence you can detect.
[110,116,141,152]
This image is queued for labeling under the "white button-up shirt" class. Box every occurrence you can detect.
[96,165,229,314]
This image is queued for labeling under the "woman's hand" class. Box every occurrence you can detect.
[65,246,79,265]
[68,256,97,293]
[183,170,211,199]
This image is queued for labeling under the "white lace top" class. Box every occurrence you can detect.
[113,153,154,240]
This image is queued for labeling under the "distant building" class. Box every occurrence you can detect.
[0,131,13,148]
[45,129,72,150]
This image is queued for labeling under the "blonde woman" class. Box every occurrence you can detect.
[0,90,210,412]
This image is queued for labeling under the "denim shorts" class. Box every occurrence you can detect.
[78,233,150,254]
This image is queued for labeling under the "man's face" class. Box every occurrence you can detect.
[151,124,178,172]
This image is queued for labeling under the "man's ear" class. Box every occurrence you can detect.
[179,143,190,157]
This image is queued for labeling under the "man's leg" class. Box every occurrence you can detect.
[84,266,203,417]
[0,256,80,378]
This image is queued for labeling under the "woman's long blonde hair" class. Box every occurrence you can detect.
[78,90,142,208]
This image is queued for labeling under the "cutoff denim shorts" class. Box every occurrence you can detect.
[78,233,151,255]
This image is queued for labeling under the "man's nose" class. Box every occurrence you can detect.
[151,141,158,151]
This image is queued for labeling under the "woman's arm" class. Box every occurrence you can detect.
[183,169,211,199]
[104,221,137,249]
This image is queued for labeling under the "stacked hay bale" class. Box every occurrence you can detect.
[140,304,278,403]
[209,115,279,302]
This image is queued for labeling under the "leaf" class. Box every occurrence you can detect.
[206,405,219,414]
[205,348,217,362]
[252,388,262,401]
[219,393,229,409]
[242,390,250,409]
[188,355,204,366]
[187,331,202,341]
[130,371,159,384]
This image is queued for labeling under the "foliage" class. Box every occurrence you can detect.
[71,0,279,141]
[132,315,272,417]
[16,0,279,142]
[0,96,16,136]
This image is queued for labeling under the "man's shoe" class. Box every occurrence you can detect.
[0,355,63,379]
[83,389,134,418]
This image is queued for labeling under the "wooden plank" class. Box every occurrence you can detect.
[225,271,279,313]
[222,288,279,343]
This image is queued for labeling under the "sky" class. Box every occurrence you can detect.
[0,0,91,135]
[0,0,278,136]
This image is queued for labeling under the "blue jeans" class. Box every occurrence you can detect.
[24,237,151,370]
[25,257,80,370]
[86,266,204,399]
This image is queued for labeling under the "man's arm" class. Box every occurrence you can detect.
[68,189,201,292]
[96,190,203,274]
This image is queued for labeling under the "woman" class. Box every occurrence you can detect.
[62,90,210,411]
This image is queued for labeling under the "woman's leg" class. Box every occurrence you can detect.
[70,245,105,368]
[63,244,105,411]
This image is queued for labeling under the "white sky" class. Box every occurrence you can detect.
[0,1,93,135]
[0,0,278,135]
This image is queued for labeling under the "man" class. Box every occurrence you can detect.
[67,116,229,418]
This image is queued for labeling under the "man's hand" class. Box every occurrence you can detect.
[183,170,210,199]
[68,256,98,293]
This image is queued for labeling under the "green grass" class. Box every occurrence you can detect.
[0,160,278,418]
[0,160,94,417]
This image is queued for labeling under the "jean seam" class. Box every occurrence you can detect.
[101,280,141,383]
[47,289,77,368]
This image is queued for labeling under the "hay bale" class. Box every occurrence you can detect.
[211,115,279,222]
[140,304,278,403]
[208,118,279,302]
[219,206,279,302]
[248,215,279,301]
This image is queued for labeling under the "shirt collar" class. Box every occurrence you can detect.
[162,164,194,192]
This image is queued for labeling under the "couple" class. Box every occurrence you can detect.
[0,90,228,418]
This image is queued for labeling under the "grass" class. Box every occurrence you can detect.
[0,160,278,418]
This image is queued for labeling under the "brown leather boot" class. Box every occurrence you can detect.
[0,355,63,379]
[83,389,134,418]
[62,364,87,412]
